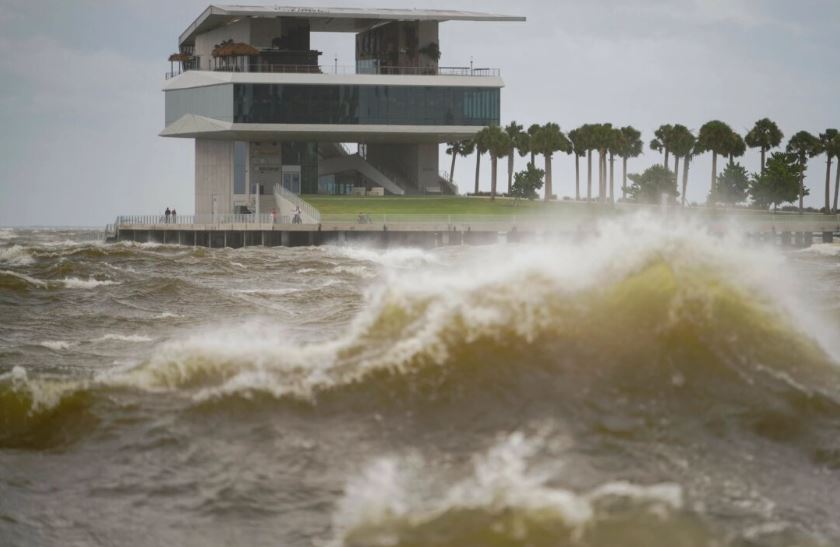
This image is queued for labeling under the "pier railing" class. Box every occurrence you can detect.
[111,210,840,233]
[115,214,291,226]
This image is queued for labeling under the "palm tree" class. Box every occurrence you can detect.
[650,124,675,167]
[617,126,643,200]
[831,133,840,213]
[568,127,587,201]
[786,131,822,213]
[607,127,625,203]
[483,125,512,201]
[745,118,784,174]
[445,140,475,188]
[472,129,492,195]
[697,120,736,205]
[530,123,572,202]
[819,129,838,213]
[504,122,525,194]
[681,144,701,207]
[526,124,541,165]
[590,123,614,202]
[668,125,696,206]
[726,132,746,162]
[576,124,596,200]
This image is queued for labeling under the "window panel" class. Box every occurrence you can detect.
[233,84,499,126]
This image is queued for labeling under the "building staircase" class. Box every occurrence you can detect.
[274,184,321,224]
[317,143,458,196]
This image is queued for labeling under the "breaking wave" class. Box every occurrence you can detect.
[61,277,118,289]
[336,247,440,269]
[103,216,839,405]
[0,245,35,266]
[95,334,154,343]
[0,367,95,449]
[0,269,48,290]
[5,217,840,452]
[40,340,73,351]
[799,243,840,257]
[330,432,714,547]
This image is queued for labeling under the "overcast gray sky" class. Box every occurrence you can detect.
[1,0,838,226]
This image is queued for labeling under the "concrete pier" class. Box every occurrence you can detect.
[111,220,840,249]
[114,223,502,248]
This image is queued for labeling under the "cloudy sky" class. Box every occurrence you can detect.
[1,0,838,226]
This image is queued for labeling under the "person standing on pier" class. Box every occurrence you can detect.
[171,208,177,224]
[164,207,171,224]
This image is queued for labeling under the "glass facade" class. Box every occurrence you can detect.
[165,85,233,126]
[233,141,248,194]
[282,142,319,194]
[233,84,499,126]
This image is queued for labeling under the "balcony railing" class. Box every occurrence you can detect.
[165,64,500,80]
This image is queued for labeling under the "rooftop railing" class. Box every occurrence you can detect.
[165,64,500,80]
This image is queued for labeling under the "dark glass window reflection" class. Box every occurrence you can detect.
[233,84,499,126]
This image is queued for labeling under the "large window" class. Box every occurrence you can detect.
[233,84,499,126]
[233,141,248,194]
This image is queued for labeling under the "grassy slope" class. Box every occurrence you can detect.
[303,196,558,216]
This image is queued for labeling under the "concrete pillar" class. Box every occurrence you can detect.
[804,232,813,247]
[281,231,290,247]
[794,232,804,247]
[823,232,834,243]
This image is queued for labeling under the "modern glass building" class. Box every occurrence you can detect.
[160,5,525,216]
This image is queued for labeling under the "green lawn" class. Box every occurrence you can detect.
[303,195,561,216]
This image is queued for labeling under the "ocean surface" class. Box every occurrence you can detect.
[2,217,840,547]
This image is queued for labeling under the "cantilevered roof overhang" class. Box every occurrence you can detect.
[180,4,526,46]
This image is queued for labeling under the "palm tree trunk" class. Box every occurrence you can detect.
[544,154,553,202]
[622,157,628,199]
[760,148,767,175]
[799,172,805,214]
[833,161,840,212]
[664,148,670,169]
[674,156,680,201]
[597,151,603,201]
[474,151,481,195]
[602,152,608,202]
[575,155,580,200]
[601,151,607,202]
[449,152,457,185]
[491,155,497,201]
[682,155,690,207]
[507,154,514,195]
[609,153,615,203]
[825,155,833,214]
[587,151,593,200]
[709,152,718,205]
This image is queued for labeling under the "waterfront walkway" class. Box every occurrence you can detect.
[107,211,840,248]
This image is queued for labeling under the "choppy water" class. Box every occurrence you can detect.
[2,218,840,547]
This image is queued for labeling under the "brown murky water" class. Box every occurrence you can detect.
[2,218,840,546]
